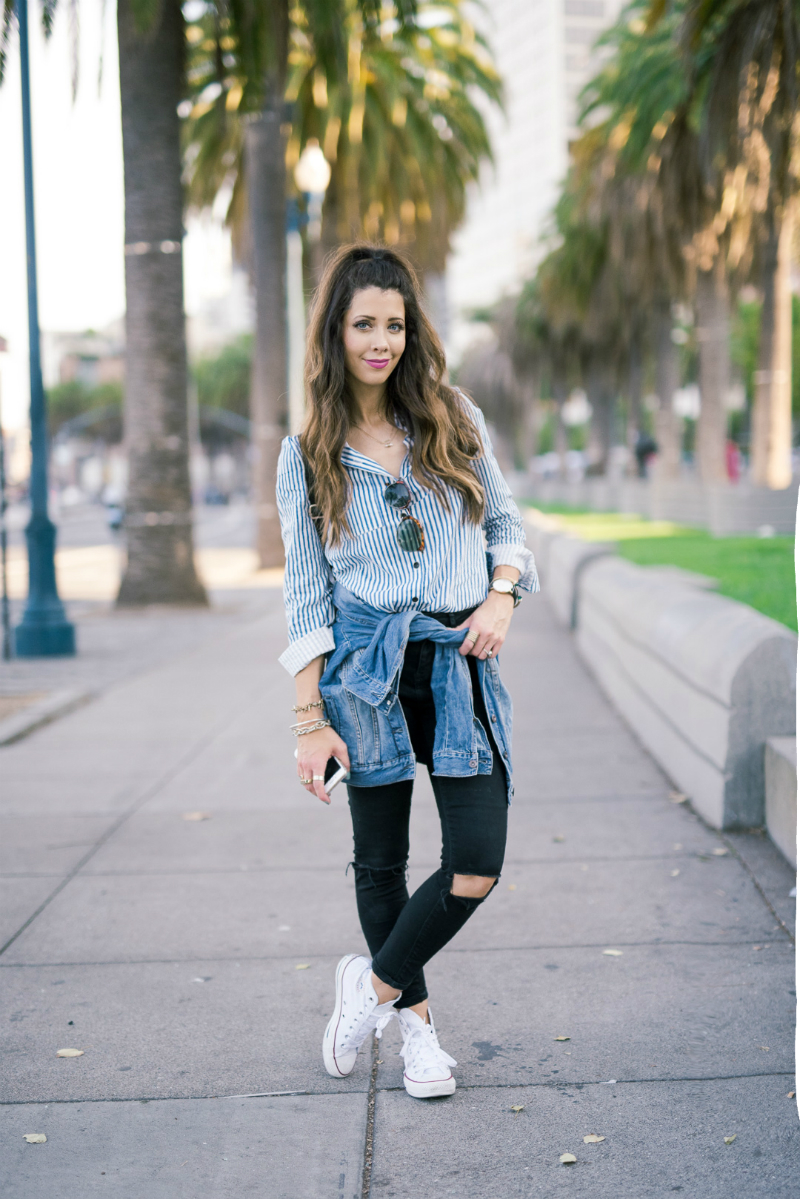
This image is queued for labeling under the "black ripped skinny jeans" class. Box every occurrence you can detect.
[346,609,508,1009]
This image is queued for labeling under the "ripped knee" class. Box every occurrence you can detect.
[451,873,497,899]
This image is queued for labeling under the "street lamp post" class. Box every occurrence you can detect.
[287,141,331,434]
[14,0,75,657]
[0,337,11,661]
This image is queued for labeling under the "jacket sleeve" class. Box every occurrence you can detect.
[276,437,336,675]
[464,397,539,592]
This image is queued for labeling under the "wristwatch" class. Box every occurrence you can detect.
[490,577,521,607]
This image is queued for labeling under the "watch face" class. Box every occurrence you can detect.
[493,579,513,593]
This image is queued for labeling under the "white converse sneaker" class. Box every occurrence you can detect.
[397,1007,457,1098]
[323,954,398,1078]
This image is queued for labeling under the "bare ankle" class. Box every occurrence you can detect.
[371,971,401,1005]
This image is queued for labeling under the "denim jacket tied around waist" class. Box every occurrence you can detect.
[319,583,514,800]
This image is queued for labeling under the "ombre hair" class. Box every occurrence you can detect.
[300,244,485,546]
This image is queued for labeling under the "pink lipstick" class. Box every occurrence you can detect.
[365,358,390,369]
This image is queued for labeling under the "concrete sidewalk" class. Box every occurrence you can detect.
[1,589,797,1197]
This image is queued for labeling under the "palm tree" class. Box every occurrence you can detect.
[115,0,207,603]
[673,0,800,487]
[581,4,736,484]
[182,1,498,563]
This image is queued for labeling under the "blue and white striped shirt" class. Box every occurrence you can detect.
[276,398,538,675]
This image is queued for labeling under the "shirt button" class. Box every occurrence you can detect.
[491,715,497,723]
[411,597,418,603]
[412,562,419,568]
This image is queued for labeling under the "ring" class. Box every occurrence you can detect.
[299,776,313,785]
[485,648,494,658]
[466,630,479,644]
[313,774,324,781]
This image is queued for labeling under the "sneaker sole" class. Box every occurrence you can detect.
[322,954,362,1077]
[404,1073,456,1099]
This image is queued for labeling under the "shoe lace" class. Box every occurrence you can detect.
[399,1023,457,1074]
[340,1007,396,1055]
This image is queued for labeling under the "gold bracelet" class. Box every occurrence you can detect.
[291,699,325,714]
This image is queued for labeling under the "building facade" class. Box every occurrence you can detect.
[445,0,625,361]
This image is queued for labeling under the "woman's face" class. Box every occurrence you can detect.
[342,287,406,389]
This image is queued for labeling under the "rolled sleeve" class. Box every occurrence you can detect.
[276,437,336,674]
[463,397,539,593]
[487,542,538,592]
[278,624,336,677]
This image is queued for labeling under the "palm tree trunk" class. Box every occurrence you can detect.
[626,331,644,460]
[116,0,207,606]
[246,1,290,568]
[652,295,682,480]
[582,354,614,472]
[694,254,730,484]
[751,201,794,489]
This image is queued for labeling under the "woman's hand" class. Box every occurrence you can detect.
[296,725,351,804]
[455,590,514,659]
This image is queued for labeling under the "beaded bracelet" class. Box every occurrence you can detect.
[292,699,325,714]
[291,719,331,737]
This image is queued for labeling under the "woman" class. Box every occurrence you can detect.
[277,244,537,1100]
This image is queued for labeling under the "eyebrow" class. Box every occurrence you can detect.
[352,314,405,321]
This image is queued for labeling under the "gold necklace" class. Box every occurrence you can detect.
[355,422,401,449]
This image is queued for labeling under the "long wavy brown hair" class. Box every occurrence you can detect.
[300,244,485,546]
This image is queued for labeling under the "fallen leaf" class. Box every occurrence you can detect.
[376,1060,384,1065]
[602,949,623,957]
[511,1105,524,1115]
[559,1153,577,1165]
[584,1134,605,1144]
[508,884,517,890]
[182,812,211,821]
[753,945,763,952]
[23,1134,47,1144]
[553,835,565,843]
[788,1092,795,1099]
[56,1048,83,1058]
[724,1135,737,1145]
[565,1051,571,1055]
[669,791,687,804]
[712,847,728,856]
[554,1036,570,1042]
[758,1046,769,1052]
[671,869,681,877]
[295,964,310,970]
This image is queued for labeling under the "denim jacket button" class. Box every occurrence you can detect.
[490,714,497,723]
[469,758,478,767]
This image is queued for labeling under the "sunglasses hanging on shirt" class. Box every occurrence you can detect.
[384,479,425,553]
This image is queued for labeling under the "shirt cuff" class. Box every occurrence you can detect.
[488,543,540,593]
[279,625,336,676]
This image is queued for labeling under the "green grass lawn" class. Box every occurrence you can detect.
[527,506,797,631]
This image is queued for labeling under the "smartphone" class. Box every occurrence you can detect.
[324,756,350,795]
[293,750,350,795]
